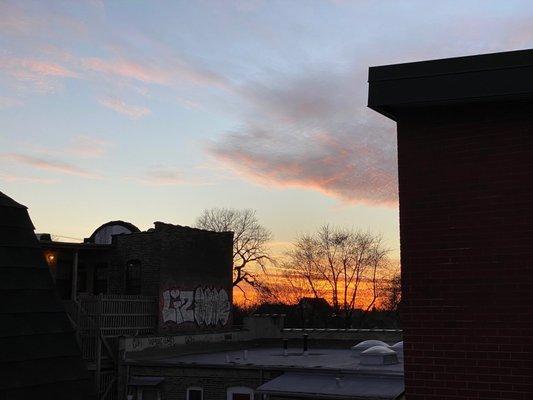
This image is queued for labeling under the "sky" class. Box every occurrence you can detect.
[1,0,533,259]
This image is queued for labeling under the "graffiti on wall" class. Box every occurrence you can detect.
[161,287,230,326]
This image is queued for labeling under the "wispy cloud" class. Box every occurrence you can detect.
[82,51,229,90]
[0,56,78,93]
[99,97,151,119]
[127,166,213,187]
[2,153,102,179]
[0,172,58,185]
[209,68,397,205]
[0,1,87,38]
[136,168,184,186]
[82,57,169,85]
[66,135,112,158]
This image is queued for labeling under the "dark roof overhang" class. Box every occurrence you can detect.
[368,48,533,121]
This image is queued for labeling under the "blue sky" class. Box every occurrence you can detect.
[1,0,533,256]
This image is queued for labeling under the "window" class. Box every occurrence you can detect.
[77,263,87,293]
[227,386,254,400]
[233,395,251,400]
[187,387,203,400]
[125,259,141,294]
[141,388,160,400]
[127,387,161,400]
[93,262,108,294]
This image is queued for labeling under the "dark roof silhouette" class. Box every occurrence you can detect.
[85,220,140,243]
[0,191,94,399]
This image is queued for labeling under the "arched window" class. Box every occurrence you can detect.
[227,386,254,400]
[125,259,141,295]
[187,387,203,400]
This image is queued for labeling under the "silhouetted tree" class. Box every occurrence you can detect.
[381,272,401,313]
[283,225,389,328]
[196,208,273,297]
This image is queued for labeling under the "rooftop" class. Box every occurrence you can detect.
[128,344,404,399]
[129,346,403,375]
[257,372,404,400]
[368,48,533,120]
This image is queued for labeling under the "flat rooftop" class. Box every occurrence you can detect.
[129,346,404,376]
[368,48,533,120]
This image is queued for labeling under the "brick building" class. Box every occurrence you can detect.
[368,49,533,399]
[39,219,233,398]
[40,220,234,333]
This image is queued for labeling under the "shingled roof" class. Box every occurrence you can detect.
[0,191,94,399]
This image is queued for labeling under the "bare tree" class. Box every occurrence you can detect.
[380,272,401,313]
[195,208,273,296]
[283,225,389,327]
[258,268,324,305]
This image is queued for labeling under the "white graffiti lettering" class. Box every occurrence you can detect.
[161,287,230,326]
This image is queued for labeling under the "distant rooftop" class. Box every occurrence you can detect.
[257,372,404,400]
[129,346,403,375]
[129,345,404,399]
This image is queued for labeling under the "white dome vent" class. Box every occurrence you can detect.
[390,341,403,358]
[350,340,389,357]
[360,345,399,366]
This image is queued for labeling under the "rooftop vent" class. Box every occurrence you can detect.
[390,341,403,358]
[360,345,399,366]
[351,340,389,357]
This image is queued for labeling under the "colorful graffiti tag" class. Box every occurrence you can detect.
[161,287,230,326]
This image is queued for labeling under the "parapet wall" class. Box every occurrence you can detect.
[121,315,402,359]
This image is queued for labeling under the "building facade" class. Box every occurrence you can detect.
[38,220,233,399]
[40,221,234,333]
[369,48,533,399]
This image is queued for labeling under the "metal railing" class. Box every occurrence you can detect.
[77,294,158,336]
[63,294,158,400]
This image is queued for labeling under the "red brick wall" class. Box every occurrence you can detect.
[398,102,533,400]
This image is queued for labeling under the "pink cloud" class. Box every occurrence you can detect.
[0,56,78,93]
[211,128,397,206]
[0,172,58,185]
[15,58,78,78]
[0,2,87,38]
[82,57,169,85]
[99,97,151,119]
[2,153,102,179]
[99,56,226,89]
[209,67,398,206]
[67,135,111,158]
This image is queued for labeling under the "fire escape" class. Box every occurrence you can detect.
[64,294,158,400]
